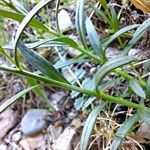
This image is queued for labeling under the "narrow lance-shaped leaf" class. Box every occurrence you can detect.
[0,9,54,34]
[99,0,109,12]
[111,114,139,150]
[146,75,150,96]
[0,85,39,112]
[0,46,14,62]
[91,5,110,24]
[123,18,150,55]
[80,102,106,150]
[134,18,150,37]
[123,30,145,55]
[11,0,28,14]
[109,6,119,31]
[103,24,140,49]
[14,0,55,67]
[18,42,70,84]
[52,36,100,61]
[138,107,150,125]
[53,36,80,50]
[54,57,87,69]
[85,17,104,58]
[26,39,65,49]
[95,56,137,87]
[14,0,54,47]
[0,45,7,56]
[129,78,146,99]
[75,0,87,48]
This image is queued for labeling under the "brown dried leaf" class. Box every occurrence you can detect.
[130,0,150,13]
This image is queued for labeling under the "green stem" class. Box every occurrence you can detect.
[106,29,133,38]
[98,92,141,110]
[115,68,146,87]
[79,48,102,63]
[55,0,61,34]
[114,69,132,80]
[117,37,125,49]
[130,64,146,87]
[0,65,145,110]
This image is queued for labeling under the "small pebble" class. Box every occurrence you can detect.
[68,112,75,120]
[21,109,47,136]
[71,118,82,129]
[48,125,62,140]
[58,9,73,31]
[12,131,22,142]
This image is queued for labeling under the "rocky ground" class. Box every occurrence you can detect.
[0,0,150,150]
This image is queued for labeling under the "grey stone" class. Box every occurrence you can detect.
[21,109,47,136]
[105,47,121,59]
[136,123,150,140]
[0,109,19,141]
[52,127,76,150]
[58,9,73,32]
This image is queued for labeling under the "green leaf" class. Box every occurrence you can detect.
[76,0,87,48]
[18,42,70,84]
[146,75,150,96]
[26,40,65,49]
[54,57,87,69]
[0,9,53,33]
[124,18,150,55]
[80,102,106,150]
[0,45,7,56]
[53,36,80,50]
[11,0,28,14]
[138,108,150,125]
[91,5,110,24]
[83,97,95,109]
[53,37,100,61]
[99,0,108,11]
[99,78,122,91]
[95,56,137,87]
[74,96,87,110]
[134,18,150,37]
[14,0,56,67]
[0,46,14,62]
[103,24,140,49]
[85,17,103,57]
[129,79,146,99]
[143,59,150,75]
[0,85,39,112]
[111,114,139,150]
[109,6,119,31]
[123,30,145,55]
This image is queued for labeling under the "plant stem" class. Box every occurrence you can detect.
[79,48,102,63]
[130,64,146,87]
[114,68,146,87]
[0,65,145,110]
[98,92,141,110]
[55,0,61,34]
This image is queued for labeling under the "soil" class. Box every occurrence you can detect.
[0,0,150,150]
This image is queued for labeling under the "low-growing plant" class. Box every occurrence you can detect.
[91,0,126,48]
[0,0,150,149]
